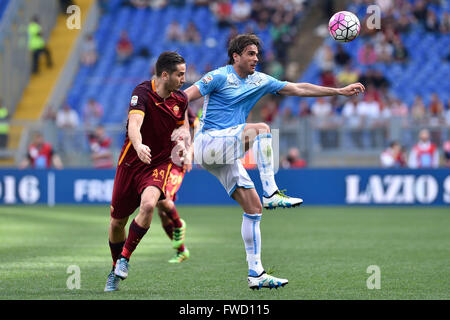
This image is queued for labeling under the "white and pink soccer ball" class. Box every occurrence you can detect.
[328,11,361,42]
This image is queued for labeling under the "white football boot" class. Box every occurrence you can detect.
[248,272,288,290]
[263,190,303,210]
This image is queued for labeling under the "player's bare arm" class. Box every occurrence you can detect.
[184,85,202,102]
[279,82,365,97]
[128,112,151,164]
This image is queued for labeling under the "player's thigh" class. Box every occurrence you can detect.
[110,166,140,220]
[139,186,161,214]
[195,124,246,166]
[231,187,263,214]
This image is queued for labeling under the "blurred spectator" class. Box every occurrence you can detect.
[88,125,114,168]
[265,51,285,79]
[356,91,381,126]
[80,34,98,66]
[56,104,80,129]
[337,63,359,87]
[311,97,333,120]
[184,22,202,44]
[185,64,201,86]
[412,0,427,25]
[425,9,439,33]
[281,147,306,168]
[389,96,409,118]
[212,0,232,28]
[334,44,351,67]
[116,31,134,64]
[444,99,450,125]
[19,131,63,169]
[83,98,104,132]
[396,10,414,33]
[298,101,311,117]
[357,42,377,66]
[410,96,427,122]
[443,140,450,167]
[0,98,9,149]
[342,95,363,148]
[231,0,251,23]
[166,21,185,42]
[260,99,278,124]
[320,70,336,88]
[375,38,394,63]
[28,16,53,74]
[358,69,389,91]
[428,93,444,118]
[439,12,450,34]
[380,141,406,168]
[408,129,439,168]
[392,37,409,63]
[317,44,335,72]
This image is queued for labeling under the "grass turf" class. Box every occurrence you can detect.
[0,205,449,300]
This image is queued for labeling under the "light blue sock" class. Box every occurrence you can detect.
[241,213,264,276]
[253,133,278,197]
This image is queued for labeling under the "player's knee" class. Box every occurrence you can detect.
[110,217,127,231]
[140,200,156,215]
[257,123,270,135]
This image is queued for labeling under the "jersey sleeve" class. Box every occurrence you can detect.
[265,74,288,95]
[194,71,226,96]
[128,85,149,117]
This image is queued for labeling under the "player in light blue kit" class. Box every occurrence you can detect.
[184,34,365,289]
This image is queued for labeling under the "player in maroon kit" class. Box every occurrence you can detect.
[105,51,190,291]
[156,108,199,263]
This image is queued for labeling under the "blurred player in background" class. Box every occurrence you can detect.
[105,51,190,292]
[380,141,406,168]
[184,33,365,290]
[156,108,199,263]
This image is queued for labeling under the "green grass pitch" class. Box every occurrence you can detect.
[0,205,449,300]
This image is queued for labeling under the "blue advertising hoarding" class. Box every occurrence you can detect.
[0,168,449,206]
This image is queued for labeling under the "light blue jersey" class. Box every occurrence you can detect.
[194,65,287,131]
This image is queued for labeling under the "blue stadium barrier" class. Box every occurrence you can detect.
[0,168,449,206]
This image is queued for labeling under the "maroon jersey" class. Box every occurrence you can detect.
[117,79,188,169]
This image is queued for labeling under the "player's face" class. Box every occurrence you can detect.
[167,63,186,92]
[236,45,259,75]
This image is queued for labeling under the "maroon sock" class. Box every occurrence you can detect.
[162,221,174,239]
[109,240,125,266]
[166,206,182,228]
[121,219,149,260]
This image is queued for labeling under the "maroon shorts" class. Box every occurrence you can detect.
[164,165,185,202]
[110,161,174,219]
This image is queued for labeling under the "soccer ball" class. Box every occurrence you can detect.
[328,11,361,42]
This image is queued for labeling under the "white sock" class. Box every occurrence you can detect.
[241,213,264,277]
[253,133,278,197]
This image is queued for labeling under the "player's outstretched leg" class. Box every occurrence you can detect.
[249,124,303,209]
[114,186,160,280]
[157,200,189,263]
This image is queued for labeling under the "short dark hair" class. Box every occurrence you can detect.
[227,34,262,65]
[155,51,185,77]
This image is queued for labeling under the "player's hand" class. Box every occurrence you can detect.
[136,144,151,164]
[171,126,190,143]
[338,82,365,96]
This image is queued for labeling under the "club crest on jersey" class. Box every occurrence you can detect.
[173,105,180,114]
[202,74,213,84]
[131,95,138,106]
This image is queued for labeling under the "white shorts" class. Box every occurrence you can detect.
[194,124,255,196]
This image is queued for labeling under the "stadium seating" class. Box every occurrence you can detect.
[280,1,450,114]
[66,0,278,126]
